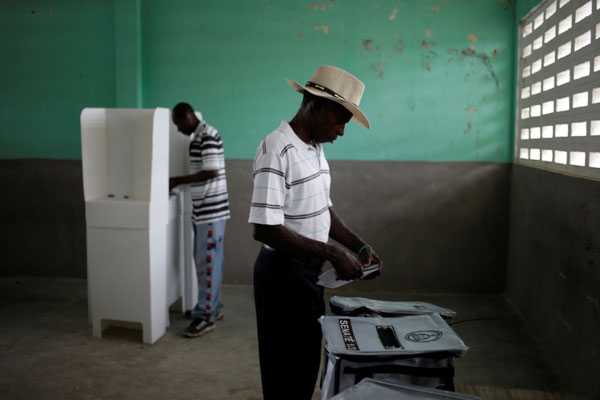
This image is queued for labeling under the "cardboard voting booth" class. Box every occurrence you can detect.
[319,314,468,399]
[330,379,486,400]
[168,112,202,313]
[330,296,456,320]
[81,108,170,344]
[166,116,186,312]
[166,190,184,311]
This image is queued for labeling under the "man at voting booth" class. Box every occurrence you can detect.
[248,65,383,399]
[171,102,230,338]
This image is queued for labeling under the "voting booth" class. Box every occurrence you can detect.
[166,190,184,311]
[319,314,468,399]
[166,117,186,311]
[81,108,170,344]
[330,379,485,400]
[168,113,202,313]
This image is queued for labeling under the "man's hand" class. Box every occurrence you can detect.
[169,177,179,191]
[329,246,363,281]
[169,170,218,192]
[358,246,383,280]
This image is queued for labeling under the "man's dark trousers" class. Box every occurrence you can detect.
[253,246,325,400]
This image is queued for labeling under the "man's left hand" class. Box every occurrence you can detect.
[169,177,179,192]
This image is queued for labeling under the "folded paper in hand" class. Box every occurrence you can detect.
[317,265,379,289]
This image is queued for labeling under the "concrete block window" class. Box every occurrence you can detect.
[516,0,600,180]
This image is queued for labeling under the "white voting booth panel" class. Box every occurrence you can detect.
[166,191,184,310]
[166,116,185,313]
[81,108,170,344]
[168,113,202,313]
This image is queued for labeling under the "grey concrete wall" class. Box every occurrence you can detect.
[1,158,510,293]
[0,159,87,278]
[320,160,511,293]
[506,165,600,396]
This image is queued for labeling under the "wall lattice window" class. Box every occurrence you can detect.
[516,0,600,180]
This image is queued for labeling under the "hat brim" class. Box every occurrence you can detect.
[286,79,371,130]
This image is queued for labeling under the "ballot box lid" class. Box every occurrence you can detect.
[320,314,468,357]
[330,379,486,400]
[330,296,456,319]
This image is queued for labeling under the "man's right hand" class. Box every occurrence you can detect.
[328,246,363,281]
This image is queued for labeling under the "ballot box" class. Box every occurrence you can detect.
[319,314,468,400]
[81,107,170,344]
[330,379,486,400]
[330,296,456,320]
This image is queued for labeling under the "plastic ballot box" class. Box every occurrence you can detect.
[330,296,456,320]
[319,314,469,400]
[81,107,170,344]
[330,379,486,400]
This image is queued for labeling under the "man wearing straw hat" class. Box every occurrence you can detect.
[248,65,383,399]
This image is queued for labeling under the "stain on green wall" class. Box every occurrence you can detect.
[1,0,519,162]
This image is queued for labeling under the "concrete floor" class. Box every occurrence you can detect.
[0,277,574,400]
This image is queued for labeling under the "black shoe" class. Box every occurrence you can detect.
[183,319,215,338]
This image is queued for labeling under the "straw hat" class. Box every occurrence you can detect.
[287,65,370,130]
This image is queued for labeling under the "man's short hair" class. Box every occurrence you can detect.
[301,91,321,108]
[301,91,349,117]
[301,91,336,114]
[172,102,195,120]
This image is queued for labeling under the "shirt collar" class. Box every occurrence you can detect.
[279,120,320,152]
[190,121,203,141]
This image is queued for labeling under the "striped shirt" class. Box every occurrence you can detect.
[248,121,332,243]
[189,120,230,225]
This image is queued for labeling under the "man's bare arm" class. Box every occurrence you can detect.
[253,223,364,280]
[328,207,383,274]
[170,170,219,190]
[328,207,366,255]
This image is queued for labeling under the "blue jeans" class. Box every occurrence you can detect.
[191,220,226,322]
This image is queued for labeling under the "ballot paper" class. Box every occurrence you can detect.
[317,265,379,289]
[169,186,182,196]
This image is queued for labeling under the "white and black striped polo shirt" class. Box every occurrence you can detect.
[248,121,332,243]
[189,120,230,225]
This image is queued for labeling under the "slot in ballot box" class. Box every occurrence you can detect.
[319,314,469,400]
[81,107,169,344]
[330,296,456,320]
[330,379,486,400]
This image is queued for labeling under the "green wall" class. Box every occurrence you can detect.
[517,0,543,20]
[0,0,116,159]
[1,0,518,162]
